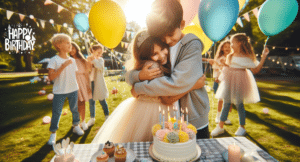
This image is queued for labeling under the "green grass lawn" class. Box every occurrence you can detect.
[0,73,299,162]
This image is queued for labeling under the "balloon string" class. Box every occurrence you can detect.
[203,42,214,75]
[84,33,91,56]
[264,36,270,47]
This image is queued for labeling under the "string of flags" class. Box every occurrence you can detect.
[0,7,75,35]
[233,5,261,31]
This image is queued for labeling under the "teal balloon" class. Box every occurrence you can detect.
[198,0,239,42]
[74,13,89,32]
[258,0,298,36]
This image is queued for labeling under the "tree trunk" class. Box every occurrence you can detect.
[14,53,23,72]
[23,53,32,72]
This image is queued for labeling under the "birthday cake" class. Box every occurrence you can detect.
[53,138,77,162]
[151,109,198,162]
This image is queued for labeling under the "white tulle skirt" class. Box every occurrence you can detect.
[91,95,173,144]
[215,67,260,105]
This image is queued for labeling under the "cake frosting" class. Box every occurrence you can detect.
[152,118,198,162]
[54,153,75,162]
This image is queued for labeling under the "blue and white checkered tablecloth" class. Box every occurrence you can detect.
[51,137,278,162]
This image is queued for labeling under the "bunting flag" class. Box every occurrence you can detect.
[126,31,130,39]
[79,31,83,38]
[19,14,25,22]
[36,21,39,27]
[40,20,46,28]
[57,24,61,32]
[232,26,237,31]
[252,8,259,18]
[121,42,124,48]
[243,12,250,22]
[131,32,135,38]
[6,10,14,20]
[236,17,244,28]
[68,27,73,35]
[71,13,76,20]
[44,0,53,5]
[57,5,64,13]
[125,42,129,49]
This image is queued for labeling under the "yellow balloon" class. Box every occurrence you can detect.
[192,13,200,27]
[183,25,213,55]
[238,0,246,11]
[89,0,126,49]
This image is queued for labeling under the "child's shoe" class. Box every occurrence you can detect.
[48,133,56,145]
[81,122,88,131]
[73,125,84,136]
[211,125,225,137]
[215,112,221,123]
[87,118,95,127]
[235,127,246,136]
[224,119,232,125]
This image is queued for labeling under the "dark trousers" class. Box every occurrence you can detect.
[196,125,210,139]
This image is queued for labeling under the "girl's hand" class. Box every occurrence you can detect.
[262,47,270,58]
[87,55,95,62]
[139,62,162,81]
[192,75,206,90]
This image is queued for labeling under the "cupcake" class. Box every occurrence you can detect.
[114,144,127,162]
[103,141,115,157]
[96,150,109,162]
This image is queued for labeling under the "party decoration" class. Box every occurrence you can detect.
[198,0,239,42]
[89,0,126,49]
[258,0,298,37]
[263,108,269,114]
[39,90,46,95]
[181,0,202,26]
[73,13,89,32]
[238,0,247,11]
[43,116,51,124]
[111,87,118,94]
[47,93,54,101]
[183,25,213,54]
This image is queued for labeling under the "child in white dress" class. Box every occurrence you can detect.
[91,30,205,143]
[211,33,266,137]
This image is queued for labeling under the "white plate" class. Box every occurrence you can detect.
[90,148,136,162]
[149,144,201,162]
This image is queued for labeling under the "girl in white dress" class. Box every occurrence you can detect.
[92,30,206,143]
[211,40,233,124]
[211,33,268,137]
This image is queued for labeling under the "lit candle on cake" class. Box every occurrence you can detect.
[228,143,241,162]
[162,110,165,129]
[175,106,179,121]
[168,106,170,122]
[173,106,176,118]
[181,108,184,123]
[159,106,162,127]
[186,107,189,125]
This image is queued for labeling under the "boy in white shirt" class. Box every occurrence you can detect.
[47,33,84,145]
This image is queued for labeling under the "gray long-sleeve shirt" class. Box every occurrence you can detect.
[126,34,210,129]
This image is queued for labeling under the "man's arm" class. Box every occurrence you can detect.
[134,40,203,97]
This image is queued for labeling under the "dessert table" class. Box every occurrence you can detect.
[50,137,278,162]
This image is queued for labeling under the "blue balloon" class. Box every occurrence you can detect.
[73,13,89,32]
[258,0,298,36]
[198,0,239,42]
